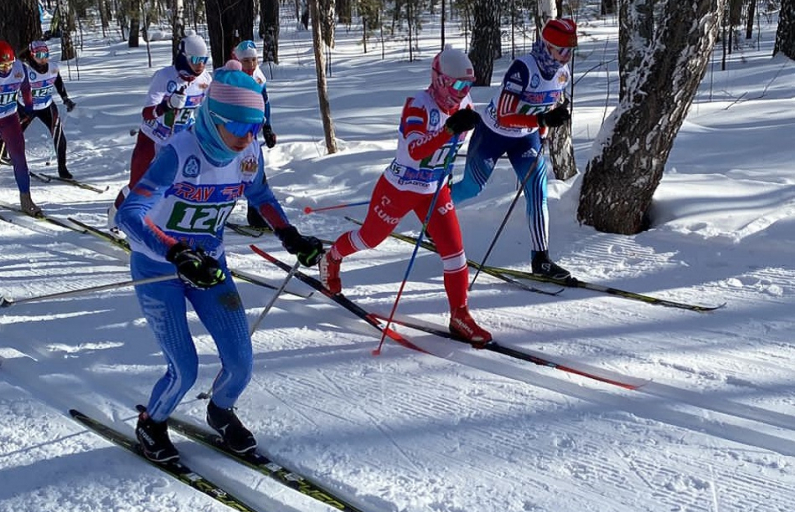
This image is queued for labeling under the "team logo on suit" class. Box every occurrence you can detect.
[183,155,200,177]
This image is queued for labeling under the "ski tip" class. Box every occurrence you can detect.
[0,296,12,308]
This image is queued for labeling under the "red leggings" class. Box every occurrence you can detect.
[330,176,470,310]
[114,131,157,208]
[0,114,31,193]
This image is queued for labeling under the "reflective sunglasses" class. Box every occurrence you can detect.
[189,55,209,65]
[34,50,49,59]
[211,112,261,137]
[434,68,474,91]
[548,44,574,57]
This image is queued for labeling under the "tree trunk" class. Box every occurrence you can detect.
[171,0,185,62]
[577,0,723,235]
[309,0,337,154]
[745,0,755,40]
[468,0,500,86]
[205,0,255,69]
[260,0,280,63]
[0,0,41,52]
[129,0,141,48]
[775,0,795,59]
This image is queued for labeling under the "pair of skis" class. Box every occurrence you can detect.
[71,410,362,512]
[344,216,725,313]
[252,246,645,390]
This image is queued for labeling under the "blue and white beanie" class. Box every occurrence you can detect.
[195,61,265,164]
[207,60,265,124]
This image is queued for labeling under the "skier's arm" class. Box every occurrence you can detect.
[115,145,181,256]
[19,70,33,109]
[54,74,68,99]
[494,61,543,130]
[243,154,290,231]
[402,98,451,161]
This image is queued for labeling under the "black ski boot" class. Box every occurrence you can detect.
[246,205,271,230]
[531,250,572,281]
[135,410,179,462]
[206,401,257,454]
[58,168,74,180]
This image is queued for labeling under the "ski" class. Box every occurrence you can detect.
[66,218,312,298]
[368,311,648,390]
[69,409,259,512]
[250,244,426,353]
[29,171,109,194]
[480,265,725,313]
[0,201,81,230]
[349,217,724,312]
[226,221,272,238]
[344,217,562,296]
[169,417,365,512]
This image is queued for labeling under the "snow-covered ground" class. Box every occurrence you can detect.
[2,13,795,512]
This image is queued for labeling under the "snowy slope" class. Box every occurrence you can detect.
[2,13,795,512]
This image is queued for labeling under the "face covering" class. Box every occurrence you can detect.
[532,39,563,81]
[193,103,239,166]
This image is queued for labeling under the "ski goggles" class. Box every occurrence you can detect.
[33,50,49,59]
[547,43,574,58]
[434,68,474,91]
[211,112,261,137]
[188,55,209,65]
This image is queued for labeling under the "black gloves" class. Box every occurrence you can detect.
[166,242,226,289]
[63,97,76,112]
[445,108,481,135]
[262,124,277,148]
[275,225,324,267]
[537,100,571,128]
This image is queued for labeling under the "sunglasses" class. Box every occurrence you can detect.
[189,55,208,65]
[211,112,261,137]
[548,44,574,57]
[34,50,49,59]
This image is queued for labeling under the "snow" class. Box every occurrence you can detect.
[2,14,795,512]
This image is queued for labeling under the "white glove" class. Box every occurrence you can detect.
[167,87,187,110]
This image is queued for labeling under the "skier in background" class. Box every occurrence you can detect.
[116,61,324,462]
[14,40,77,180]
[232,39,278,228]
[109,34,212,229]
[0,41,40,216]
[450,18,578,280]
[318,46,493,347]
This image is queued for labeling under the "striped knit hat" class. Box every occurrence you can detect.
[207,60,265,124]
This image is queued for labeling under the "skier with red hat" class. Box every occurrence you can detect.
[0,40,40,216]
[450,18,578,280]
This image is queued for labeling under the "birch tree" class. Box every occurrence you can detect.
[577,0,724,235]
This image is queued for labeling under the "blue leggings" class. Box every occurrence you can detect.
[450,123,548,252]
[131,252,252,422]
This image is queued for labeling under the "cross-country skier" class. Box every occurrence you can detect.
[318,45,493,347]
[0,40,40,216]
[232,39,279,229]
[115,61,324,462]
[15,40,77,180]
[109,34,212,229]
[450,18,578,280]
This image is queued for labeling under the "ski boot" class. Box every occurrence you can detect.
[531,250,571,281]
[318,252,342,294]
[136,410,179,462]
[449,306,492,348]
[206,401,257,454]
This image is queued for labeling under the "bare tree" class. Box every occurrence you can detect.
[537,2,577,181]
[205,0,255,68]
[468,0,501,86]
[309,0,337,153]
[577,0,724,235]
[259,0,279,63]
[0,0,41,53]
[775,0,795,59]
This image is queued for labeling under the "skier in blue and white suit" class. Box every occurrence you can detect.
[116,60,324,463]
[450,18,578,280]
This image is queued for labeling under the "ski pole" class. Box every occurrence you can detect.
[249,260,300,335]
[373,170,450,356]
[469,140,546,291]
[0,274,177,308]
[303,200,369,214]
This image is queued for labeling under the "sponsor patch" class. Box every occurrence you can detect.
[183,155,200,177]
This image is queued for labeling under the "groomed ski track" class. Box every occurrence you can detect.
[3,208,795,511]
